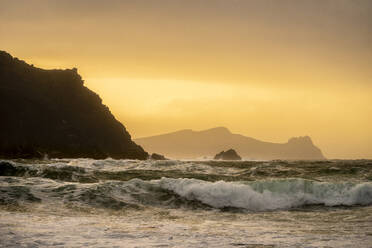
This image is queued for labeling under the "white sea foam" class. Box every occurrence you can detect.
[158,178,372,211]
[2,159,372,248]
[63,158,239,174]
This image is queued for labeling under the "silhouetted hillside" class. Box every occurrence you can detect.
[0,51,148,159]
[135,127,325,160]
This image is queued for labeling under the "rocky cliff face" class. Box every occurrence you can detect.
[0,51,148,159]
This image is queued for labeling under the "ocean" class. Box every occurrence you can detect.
[0,159,371,247]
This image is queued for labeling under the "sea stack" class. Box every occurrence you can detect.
[0,51,148,160]
[214,149,242,160]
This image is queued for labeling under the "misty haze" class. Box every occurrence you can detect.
[0,1,371,248]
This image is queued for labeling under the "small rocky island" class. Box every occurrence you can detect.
[214,149,242,160]
[150,153,168,160]
[0,51,148,159]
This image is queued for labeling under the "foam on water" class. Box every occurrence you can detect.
[2,176,371,212]
[1,159,372,247]
[1,159,372,212]
[158,178,372,210]
[3,158,372,183]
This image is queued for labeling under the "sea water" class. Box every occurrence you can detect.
[0,159,371,247]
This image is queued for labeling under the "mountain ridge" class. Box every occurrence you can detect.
[135,127,325,160]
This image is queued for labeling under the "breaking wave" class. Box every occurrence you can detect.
[158,178,372,210]
[1,159,372,211]
[1,176,371,211]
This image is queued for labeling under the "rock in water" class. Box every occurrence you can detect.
[0,51,148,160]
[214,149,242,160]
[150,153,168,160]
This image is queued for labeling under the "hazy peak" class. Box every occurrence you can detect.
[199,127,231,134]
[172,129,193,134]
[288,136,313,145]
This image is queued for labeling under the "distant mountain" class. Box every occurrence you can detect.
[0,51,148,159]
[134,127,325,160]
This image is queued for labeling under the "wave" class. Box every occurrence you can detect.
[158,178,372,210]
[2,159,372,184]
[0,161,244,183]
[1,175,371,211]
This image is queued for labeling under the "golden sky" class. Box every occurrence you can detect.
[1,0,371,158]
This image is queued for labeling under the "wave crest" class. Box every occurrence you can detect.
[158,178,372,211]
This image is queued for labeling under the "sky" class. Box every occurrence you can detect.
[1,0,371,158]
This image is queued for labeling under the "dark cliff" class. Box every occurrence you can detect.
[0,51,148,159]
